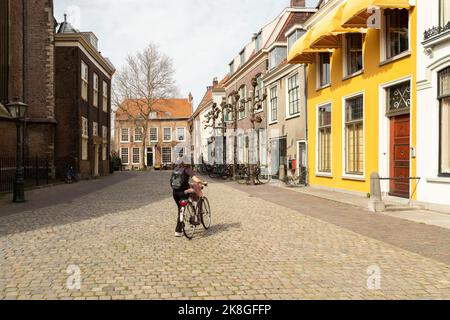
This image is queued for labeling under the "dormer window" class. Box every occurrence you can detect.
[255,32,263,52]
[229,61,234,74]
[288,29,306,52]
[269,46,287,70]
[240,49,246,66]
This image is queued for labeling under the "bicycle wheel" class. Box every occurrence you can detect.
[182,202,197,239]
[199,197,211,230]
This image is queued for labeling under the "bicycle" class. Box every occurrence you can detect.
[179,184,211,239]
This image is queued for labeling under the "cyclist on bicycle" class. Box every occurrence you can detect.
[170,156,208,237]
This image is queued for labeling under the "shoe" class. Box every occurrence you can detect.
[175,232,183,237]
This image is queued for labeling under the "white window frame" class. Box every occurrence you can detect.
[379,8,411,64]
[102,144,107,161]
[121,128,129,143]
[316,101,333,177]
[316,53,331,90]
[81,117,88,139]
[81,61,89,101]
[102,126,108,143]
[93,122,98,137]
[134,127,143,142]
[162,146,172,164]
[93,73,99,107]
[121,147,129,165]
[286,72,300,119]
[149,127,158,142]
[342,33,364,79]
[238,86,247,120]
[341,91,366,181]
[132,147,141,165]
[176,127,186,142]
[102,81,108,112]
[163,127,172,142]
[269,84,278,124]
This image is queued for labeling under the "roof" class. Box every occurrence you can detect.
[195,75,228,115]
[116,99,192,121]
[57,15,79,34]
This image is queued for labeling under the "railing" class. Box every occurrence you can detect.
[424,22,450,41]
[0,155,77,194]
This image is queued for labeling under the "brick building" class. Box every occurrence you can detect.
[0,0,56,168]
[114,98,193,170]
[54,17,115,179]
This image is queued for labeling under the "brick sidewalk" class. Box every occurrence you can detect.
[229,182,450,266]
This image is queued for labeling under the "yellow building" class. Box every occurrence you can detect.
[288,0,417,199]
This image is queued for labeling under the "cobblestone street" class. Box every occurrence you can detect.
[0,171,449,300]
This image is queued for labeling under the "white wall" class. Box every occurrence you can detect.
[416,0,450,206]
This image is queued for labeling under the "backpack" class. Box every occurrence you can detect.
[170,166,189,190]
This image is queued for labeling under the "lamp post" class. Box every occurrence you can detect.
[6,99,28,203]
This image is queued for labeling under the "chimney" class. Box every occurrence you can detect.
[291,0,306,7]
[188,92,193,104]
[212,77,218,86]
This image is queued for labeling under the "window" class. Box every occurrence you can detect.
[269,46,287,70]
[121,148,129,164]
[93,122,98,136]
[345,34,363,76]
[255,32,262,52]
[439,67,450,176]
[102,144,107,161]
[149,128,158,142]
[132,147,140,164]
[318,53,331,88]
[81,117,88,138]
[102,81,108,112]
[270,86,278,122]
[386,81,411,117]
[255,74,263,100]
[345,95,364,175]
[441,0,450,27]
[177,128,186,141]
[288,29,306,52]
[81,61,88,101]
[81,117,89,161]
[288,74,300,116]
[224,108,233,122]
[385,9,409,59]
[102,126,108,143]
[93,73,99,107]
[240,49,246,66]
[229,61,234,74]
[162,147,172,164]
[134,127,143,142]
[163,127,172,141]
[318,104,332,173]
[121,128,129,142]
[239,86,247,119]
[149,111,157,119]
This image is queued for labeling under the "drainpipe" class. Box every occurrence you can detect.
[303,64,308,185]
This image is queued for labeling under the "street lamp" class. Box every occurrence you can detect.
[6,99,28,203]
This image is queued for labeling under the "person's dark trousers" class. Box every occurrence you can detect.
[173,189,188,233]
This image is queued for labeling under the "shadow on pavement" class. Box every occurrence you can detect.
[198,222,242,239]
[0,171,173,237]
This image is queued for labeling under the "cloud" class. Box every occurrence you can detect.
[54,0,318,107]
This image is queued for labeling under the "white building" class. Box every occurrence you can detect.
[417,0,450,210]
[190,77,227,165]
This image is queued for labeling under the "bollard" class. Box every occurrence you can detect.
[369,172,385,213]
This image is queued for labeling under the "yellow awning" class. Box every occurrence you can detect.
[341,0,415,28]
[310,4,363,49]
[288,29,329,64]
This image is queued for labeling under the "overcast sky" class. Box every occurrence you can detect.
[54,0,318,108]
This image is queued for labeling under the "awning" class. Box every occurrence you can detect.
[341,0,415,28]
[288,29,330,64]
[310,4,363,49]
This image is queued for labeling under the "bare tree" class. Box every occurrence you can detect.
[112,43,177,169]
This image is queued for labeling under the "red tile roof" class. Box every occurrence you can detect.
[116,98,192,120]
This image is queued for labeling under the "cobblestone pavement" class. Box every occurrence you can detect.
[0,172,449,300]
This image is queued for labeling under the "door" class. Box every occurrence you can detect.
[147,147,154,167]
[389,114,410,198]
[298,142,307,185]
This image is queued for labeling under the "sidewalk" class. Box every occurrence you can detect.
[274,182,450,230]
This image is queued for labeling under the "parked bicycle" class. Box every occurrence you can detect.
[179,184,211,239]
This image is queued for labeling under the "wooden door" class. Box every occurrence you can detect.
[389,114,410,198]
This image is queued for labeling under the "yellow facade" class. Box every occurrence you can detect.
[297,3,417,196]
